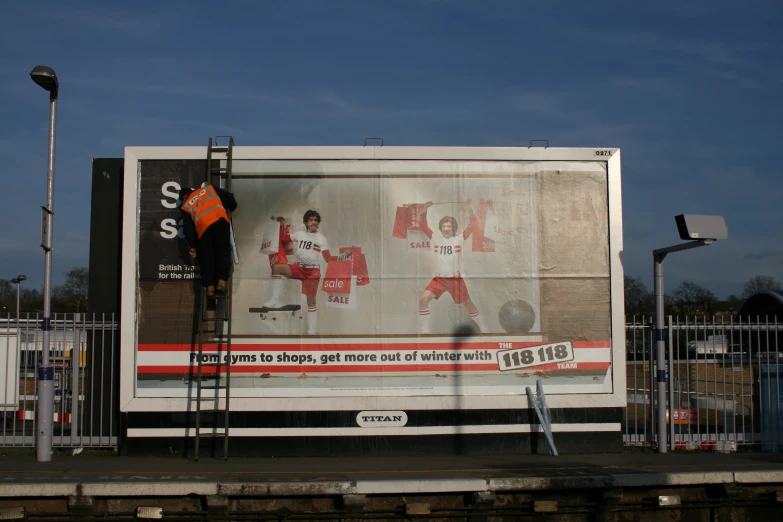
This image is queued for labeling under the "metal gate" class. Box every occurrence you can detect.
[4,313,781,451]
[624,316,783,451]
[0,313,118,448]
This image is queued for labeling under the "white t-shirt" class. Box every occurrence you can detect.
[430,234,464,278]
[291,230,329,266]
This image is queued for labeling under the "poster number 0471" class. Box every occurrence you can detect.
[496,341,575,372]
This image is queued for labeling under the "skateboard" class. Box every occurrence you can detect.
[249,304,302,320]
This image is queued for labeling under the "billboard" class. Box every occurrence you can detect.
[121,147,624,415]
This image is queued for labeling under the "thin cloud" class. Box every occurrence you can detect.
[607,77,682,96]
[38,6,172,41]
[512,92,566,116]
[744,250,783,261]
[68,76,289,105]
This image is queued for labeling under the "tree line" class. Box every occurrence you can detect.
[3,267,779,318]
[624,274,781,317]
[0,267,88,316]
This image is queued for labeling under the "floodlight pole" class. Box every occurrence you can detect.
[652,239,712,453]
[30,66,58,463]
[11,275,26,326]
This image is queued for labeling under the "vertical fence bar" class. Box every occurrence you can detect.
[751,316,759,447]
[729,315,737,446]
[70,326,80,446]
[764,315,771,450]
[775,316,780,451]
[739,316,748,445]
[710,315,717,446]
[666,315,677,451]
[89,313,96,446]
[774,317,780,450]
[2,313,8,446]
[109,313,116,446]
[624,317,630,444]
[719,314,727,446]
[99,313,106,445]
[648,316,656,446]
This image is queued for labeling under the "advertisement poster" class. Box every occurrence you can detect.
[134,158,612,399]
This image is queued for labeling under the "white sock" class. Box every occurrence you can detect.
[419,308,431,334]
[307,306,317,334]
[469,310,488,333]
[270,275,282,299]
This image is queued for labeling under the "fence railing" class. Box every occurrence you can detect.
[1,313,780,451]
[0,313,118,448]
[624,315,783,451]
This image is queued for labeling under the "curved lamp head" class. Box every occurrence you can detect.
[30,66,58,98]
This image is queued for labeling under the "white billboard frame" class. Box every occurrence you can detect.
[120,146,625,413]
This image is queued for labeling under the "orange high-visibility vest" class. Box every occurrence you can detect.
[180,185,229,238]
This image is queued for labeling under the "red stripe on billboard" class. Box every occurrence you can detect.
[137,362,611,374]
[137,341,610,352]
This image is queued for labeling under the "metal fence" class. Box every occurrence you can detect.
[1,313,781,452]
[625,315,783,451]
[0,313,118,448]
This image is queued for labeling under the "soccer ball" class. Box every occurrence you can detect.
[498,299,536,333]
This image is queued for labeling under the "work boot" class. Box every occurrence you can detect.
[206,286,215,298]
[216,279,227,295]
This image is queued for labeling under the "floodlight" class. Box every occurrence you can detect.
[675,214,728,241]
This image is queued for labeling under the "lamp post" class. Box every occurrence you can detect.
[652,214,727,453]
[30,65,58,463]
[10,275,27,326]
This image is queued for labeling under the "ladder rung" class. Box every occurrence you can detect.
[200,362,228,367]
[211,147,229,152]
[200,385,228,389]
[198,431,228,437]
[211,168,228,173]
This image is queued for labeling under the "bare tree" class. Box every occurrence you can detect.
[742,275,782,299]
[0,279,12,314]
[624,275,653,316]
[672,280,717,316]
[53,267,89,313]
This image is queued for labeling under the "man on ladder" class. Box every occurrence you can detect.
[180,185,238,297]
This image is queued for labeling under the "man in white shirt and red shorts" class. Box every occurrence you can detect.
[418,200,489,334]
[265,210,350,335]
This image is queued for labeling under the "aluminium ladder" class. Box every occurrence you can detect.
[193,136,235,460]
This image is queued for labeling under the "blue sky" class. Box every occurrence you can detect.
[1,0,781,298]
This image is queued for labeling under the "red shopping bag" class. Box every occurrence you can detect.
[392,206,408,238]
[268,219,292,267]
[406,203,429,233]
[321,259,353,294]
[341,247,370,286]
[471,199,495,253]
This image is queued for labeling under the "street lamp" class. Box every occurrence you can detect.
[10,275,27,326]
[652,214,727,454]
[30,65,58,463]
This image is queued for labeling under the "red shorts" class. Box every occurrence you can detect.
[290,264,321,297]
[425,276,470,304]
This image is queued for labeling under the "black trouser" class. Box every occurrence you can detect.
[197,219,231,287]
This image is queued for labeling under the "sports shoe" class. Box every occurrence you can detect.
[206,286,215,298]
[263,298,284,308]
[216,279,227,295]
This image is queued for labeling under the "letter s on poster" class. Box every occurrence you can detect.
[160,218,183,239]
